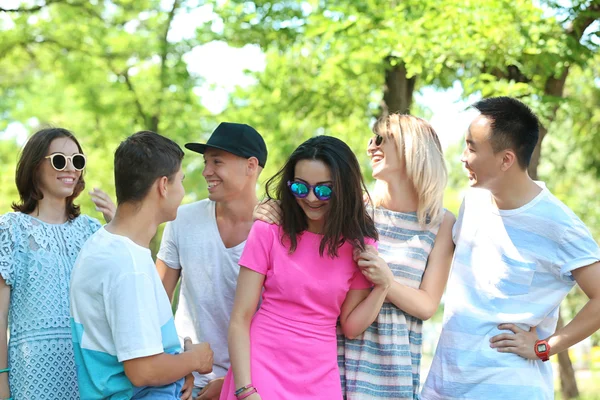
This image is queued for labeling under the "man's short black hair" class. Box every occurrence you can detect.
[471,97,540,169]
[114,131,184,204]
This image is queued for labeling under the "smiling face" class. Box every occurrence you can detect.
[461,115,505,189]
[292,159,332,233]
[202,148,253,202]
[367,131,404,182]
[38,137,84,201]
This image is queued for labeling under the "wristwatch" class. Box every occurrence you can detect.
[534,339,551,362]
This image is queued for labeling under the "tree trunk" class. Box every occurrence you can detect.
[527,125,547,180]
[381,56,416,116]
[528,70,569,180]
[150,115,159,133]
[556,310,580,399]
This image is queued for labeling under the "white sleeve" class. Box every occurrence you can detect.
[157,220,181,270]
[106,272,165,361]
[557,222,600,282]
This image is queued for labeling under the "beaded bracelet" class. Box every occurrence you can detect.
[237,388,257,400]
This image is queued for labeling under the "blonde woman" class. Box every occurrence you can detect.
[337,114,455,399]
[254,114,455,399]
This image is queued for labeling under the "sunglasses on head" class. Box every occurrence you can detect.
[287,180,333,201]
[45,153,87,171]
[369,134,383,147]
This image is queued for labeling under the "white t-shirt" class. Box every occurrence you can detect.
[422,184,600,400]
[157,199,244,387]
[70,227,183,399]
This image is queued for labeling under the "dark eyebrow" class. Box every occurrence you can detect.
[466,139,475,147]
[294,177,333,185]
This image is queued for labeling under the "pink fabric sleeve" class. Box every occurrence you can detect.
[239,220,275,275]
[350,237,378,289]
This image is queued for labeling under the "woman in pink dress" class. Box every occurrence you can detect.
[220,135,394,400]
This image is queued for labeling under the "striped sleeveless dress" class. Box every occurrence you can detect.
[339,207,441,399]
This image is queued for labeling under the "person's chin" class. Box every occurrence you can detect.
[305,210,327,222]
[207,191,221,201]
[371,165,384,179]
[56,189,75,199]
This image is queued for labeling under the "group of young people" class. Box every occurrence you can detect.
[1,96,599,400]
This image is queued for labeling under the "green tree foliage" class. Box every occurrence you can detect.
[0,0,217,222]
[1,0,599,357]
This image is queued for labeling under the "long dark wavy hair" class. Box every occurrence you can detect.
[12,128,85,220]
[265,135,378,258]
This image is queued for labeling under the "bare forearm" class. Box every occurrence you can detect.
[386,281,438,320]
[228,318,253,390]
[343,285,388,339]
[124,351,197,387]
[548,298,600,356]
[0,321,7,369]
[156,260,180,303]
[0,323,9,397]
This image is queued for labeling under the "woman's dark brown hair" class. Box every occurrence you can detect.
[265,135,378,258]
[12,128,86,220]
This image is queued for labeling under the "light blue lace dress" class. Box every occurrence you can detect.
[0,212,101,400]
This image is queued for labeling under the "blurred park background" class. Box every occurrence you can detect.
[1,0,599,398]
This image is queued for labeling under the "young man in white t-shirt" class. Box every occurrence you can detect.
[421,97,600,400]
[156,122,267,399]
[70,131,214,400]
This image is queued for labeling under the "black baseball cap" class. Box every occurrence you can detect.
[185,122,268,168]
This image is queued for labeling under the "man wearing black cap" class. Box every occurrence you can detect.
[156,122,267,400]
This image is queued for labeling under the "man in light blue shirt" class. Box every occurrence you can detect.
[422,97,600,400]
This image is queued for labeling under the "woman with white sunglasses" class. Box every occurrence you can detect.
[0,128,114,400]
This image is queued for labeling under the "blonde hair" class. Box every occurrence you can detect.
[372,114,447,226]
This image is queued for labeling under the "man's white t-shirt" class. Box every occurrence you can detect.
[157,199,244,388]
[422,183,600,400]
[70,227,183,399]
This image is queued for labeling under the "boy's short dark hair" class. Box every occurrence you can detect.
[114,131,184,205]
[471,96,540,169]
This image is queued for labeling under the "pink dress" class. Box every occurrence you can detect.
[220,221,373,400]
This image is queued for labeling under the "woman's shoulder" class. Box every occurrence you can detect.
[434,209,456,237]
[72,214,102,233]
[0,211,19,224]
[249,220,281,242]
[0,213,30,246]
[0,211,27,229]
[441,209,456,225]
